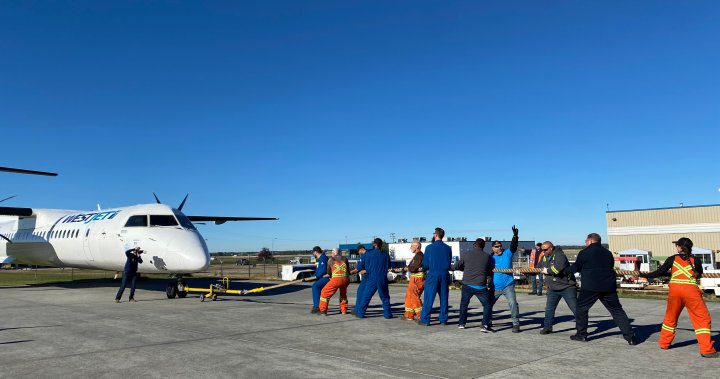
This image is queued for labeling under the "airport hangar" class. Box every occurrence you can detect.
[607,204,720,267]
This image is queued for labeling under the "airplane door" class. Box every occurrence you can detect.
[83,228,95,261]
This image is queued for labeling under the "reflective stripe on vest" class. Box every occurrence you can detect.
[410,272,425,278]
[669,257,697,285]
[332,262,348,277]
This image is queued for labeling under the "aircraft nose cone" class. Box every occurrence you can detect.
[188,249,210,271]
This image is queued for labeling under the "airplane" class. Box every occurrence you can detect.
[0,166,277,298]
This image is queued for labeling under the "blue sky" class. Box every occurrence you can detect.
[1,1,718,251]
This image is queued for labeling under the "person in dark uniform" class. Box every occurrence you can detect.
[354,238,393,319]
[570,233,635,344]
[351,244,368,313]
[419,227,452,326]
[115,246,143,303]
[310,246,329,314]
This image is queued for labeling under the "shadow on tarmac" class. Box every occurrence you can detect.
[4,277,308,297]
[0,325,62,332]
[0,340,33,345]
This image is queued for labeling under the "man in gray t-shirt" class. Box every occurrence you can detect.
[455,238,494,331]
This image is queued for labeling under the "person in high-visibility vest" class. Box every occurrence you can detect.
[402,241,425,321]
[640,237,718,358]
[319,249,350,315]
[528,243,544,296]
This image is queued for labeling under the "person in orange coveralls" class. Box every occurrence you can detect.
[319,248,350,315]
[640,237,718,358]
[403,241,425,321]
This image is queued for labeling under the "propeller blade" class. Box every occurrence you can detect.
[0,195,17,203]
[153,193,162,204]
[0,166,58,176]
[178,193,189,211]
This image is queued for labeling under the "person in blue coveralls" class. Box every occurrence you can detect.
[418,227,452,326]
[351,244,368,313]
[310,246,329,314]
[490,226,521,333]
[352,238,393,319]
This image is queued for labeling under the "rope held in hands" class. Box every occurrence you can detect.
[491,267,720,278]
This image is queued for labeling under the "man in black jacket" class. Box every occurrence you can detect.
[456,238,494,332]
[570,233,635,344]
[539,241,577,334]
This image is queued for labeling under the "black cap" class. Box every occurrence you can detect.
[672,237,693,253]
[312,246,322,253]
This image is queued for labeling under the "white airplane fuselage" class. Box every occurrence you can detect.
[0,204,210,273]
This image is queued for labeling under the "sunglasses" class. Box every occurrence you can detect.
[541,248,551,252]
[493,245,502,248]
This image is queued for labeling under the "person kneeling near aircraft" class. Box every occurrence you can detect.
[115,246,143,303]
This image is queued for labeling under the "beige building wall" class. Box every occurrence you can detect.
[606,204,720,262]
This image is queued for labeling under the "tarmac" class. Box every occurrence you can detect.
[1,278,719,378]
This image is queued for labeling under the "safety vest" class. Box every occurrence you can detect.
[529,250,543,269]
[332,261,348,277]
[669,256,698,286]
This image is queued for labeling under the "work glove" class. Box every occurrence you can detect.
[542,268,549,275]
[512,225,519,237]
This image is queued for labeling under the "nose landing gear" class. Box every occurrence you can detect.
[166,276,188,299]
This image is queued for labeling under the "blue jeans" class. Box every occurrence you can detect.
[115,272,138,300]
[492,284,520,326]
[543,286,578,330]
[311,277,330,309]
[531,274,543,295]
[458,285,491,327]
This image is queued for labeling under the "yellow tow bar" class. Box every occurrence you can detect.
[182,276,315,301]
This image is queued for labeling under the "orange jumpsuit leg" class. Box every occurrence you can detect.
[415,278,425,316]
[658,288,684,349]
[319,279,339,313]
[684,286,716,355]
[404,277,425,320]
[339,278,349,314]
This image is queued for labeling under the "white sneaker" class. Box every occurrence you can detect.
[479,325,493,333]
[458,325,466,329]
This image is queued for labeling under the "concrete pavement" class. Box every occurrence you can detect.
[0,279,718,378]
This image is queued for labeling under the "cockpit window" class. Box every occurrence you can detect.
[125,215,148,227]
[173,210,197,230]
[150,215,179,227]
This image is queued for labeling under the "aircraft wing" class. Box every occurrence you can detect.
[0,207,33,217]
[186,216,278,225]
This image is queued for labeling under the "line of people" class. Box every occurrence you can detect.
[308,228,718,358]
